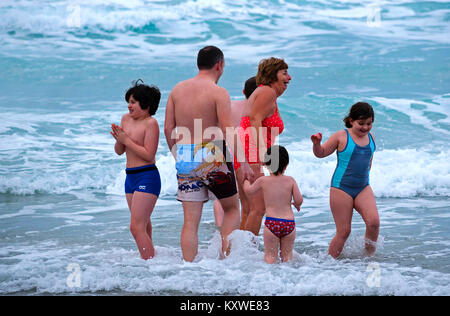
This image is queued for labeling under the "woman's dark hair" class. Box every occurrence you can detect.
[125,79,161,116]
[343,102,374,128]
[264,145,289,176]
[197,46,224,70]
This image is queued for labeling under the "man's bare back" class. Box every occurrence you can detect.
[163,45,253,262]
[167,75,232,144]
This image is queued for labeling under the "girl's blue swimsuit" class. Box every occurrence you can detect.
[331,130,375,199]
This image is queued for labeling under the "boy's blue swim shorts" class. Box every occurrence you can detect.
[124,164,161,197]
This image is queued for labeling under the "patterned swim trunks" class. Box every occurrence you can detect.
[175,140,237,202]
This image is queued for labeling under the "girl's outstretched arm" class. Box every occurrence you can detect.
[311,132,340,158]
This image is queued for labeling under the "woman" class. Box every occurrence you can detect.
[238,57,291,235]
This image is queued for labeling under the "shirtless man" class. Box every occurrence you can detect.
[164,46,253,262]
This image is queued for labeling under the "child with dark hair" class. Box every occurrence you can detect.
[125,79,161,116]
[243,145,303,264]
[311,101,379,258]
[110,80,161,260]
[343,102,374,128]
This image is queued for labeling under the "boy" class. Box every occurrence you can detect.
[243,145,303,263]
[111,80,161,260]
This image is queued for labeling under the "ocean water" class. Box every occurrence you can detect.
[0,0,449,296]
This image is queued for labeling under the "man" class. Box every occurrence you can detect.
[164,46,253,262]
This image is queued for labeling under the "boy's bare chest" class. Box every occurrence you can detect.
[123,122,146,145]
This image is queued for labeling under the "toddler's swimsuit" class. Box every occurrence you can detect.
[264,217,295,238]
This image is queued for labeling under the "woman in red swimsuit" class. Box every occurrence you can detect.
[237,57,291,235]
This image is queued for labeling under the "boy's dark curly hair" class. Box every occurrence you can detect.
[125,79,161,116]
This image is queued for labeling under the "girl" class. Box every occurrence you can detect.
[311,102,379,258]
[243,145,303,263]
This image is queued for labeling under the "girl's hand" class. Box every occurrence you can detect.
[310,133,322,145]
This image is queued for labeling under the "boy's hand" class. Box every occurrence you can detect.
[110,124,118,141]
[310,133,322,145]
[111,124,129,145]
[292,203,301,212]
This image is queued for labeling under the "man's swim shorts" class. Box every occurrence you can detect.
[175,140,237,202]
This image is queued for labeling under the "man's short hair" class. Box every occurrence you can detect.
[197,46,224,70]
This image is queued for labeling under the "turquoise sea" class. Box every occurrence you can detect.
[0,0,449,295]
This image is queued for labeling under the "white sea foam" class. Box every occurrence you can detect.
[2,139,449,198]
[0,230,449,295]
[1,93,449,198]
[1,0,449,63]
[1,0,449,298]
[286,140,450,198]
[372,96,450,134]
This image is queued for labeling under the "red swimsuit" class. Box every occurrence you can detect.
[235,105,284,168]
